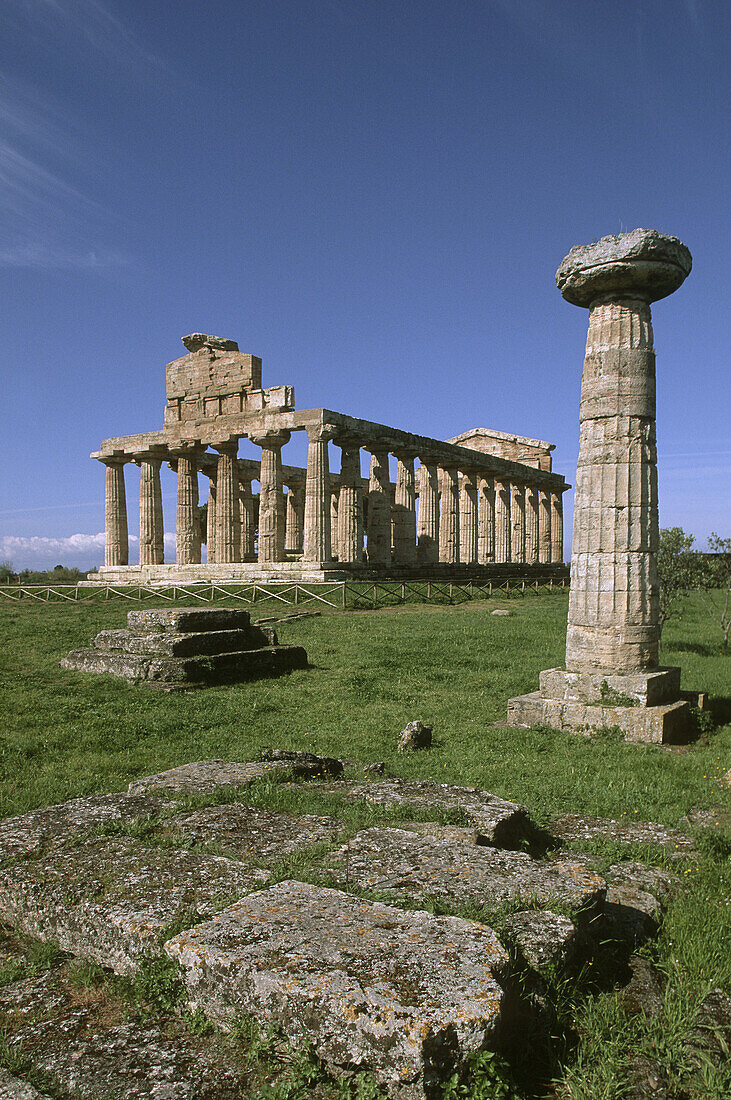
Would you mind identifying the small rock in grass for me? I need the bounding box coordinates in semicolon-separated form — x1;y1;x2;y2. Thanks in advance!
617;955;666;1017
491;609;510;616
397;721;433;753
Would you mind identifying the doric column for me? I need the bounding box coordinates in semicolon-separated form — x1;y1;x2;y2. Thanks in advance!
138;456;164;565
494;478;511;562
550;491;564;564
239;475;256;561
252;431;290;563
206;478;217;563
174;449;201;565
366;447;391;565
556;229;692;672
285;481;305;554
213;442;240;563
303;427;332;563
525;484;540;565
393;453;417;563
330;487;340;560
103;460;128;566
477;475;495;564
511;481;526;563
539;489;552;563
459;470;478;565
438;467;460;564
417;461;440;564
337;444;363;564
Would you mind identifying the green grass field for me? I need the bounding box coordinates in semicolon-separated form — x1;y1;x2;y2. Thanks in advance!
1;591;729;1098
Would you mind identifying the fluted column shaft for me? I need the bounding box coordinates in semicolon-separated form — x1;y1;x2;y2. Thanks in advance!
438;467;460;563
511;481;526;563
551;492;563;564
338;447;363;564
239;477;256;561
103;461;128;566
525;484;539;565
255;432;289;562
366;448;391;564
477;475;495;564
539;489;552;563
494;478;511;562
459;472;478;564
206;479;217;563
139;457;164;565
330;488;340;560
393;454;417;563
417;462;440;564
285;484;305;553
303;429;332;562
214;444;240;563
176;453;201;564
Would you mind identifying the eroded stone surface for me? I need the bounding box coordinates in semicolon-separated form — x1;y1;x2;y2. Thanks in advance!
551;813;695;856
0;792;170;862
617;955;666;1017
127;759;292;795
346;779;531;848
603;884;662;943
397;722;433;753
605;862;681;902
502;910;578;973
0;1068;51;1100
162;803;342;862
0;837;268;974
326;828;605;913
166;880;510;1098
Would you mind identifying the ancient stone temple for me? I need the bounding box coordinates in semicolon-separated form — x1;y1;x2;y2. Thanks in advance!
88;333;569;583
508;229;694;743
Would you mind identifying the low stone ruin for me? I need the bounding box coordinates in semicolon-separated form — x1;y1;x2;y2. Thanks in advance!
0;757;708;1098
60;607;308;688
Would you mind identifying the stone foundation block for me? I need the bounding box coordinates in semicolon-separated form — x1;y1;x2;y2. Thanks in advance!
507;691;693;744
539;667;681;706
165;880;510;1098
61;644;307;686
93;626;277;657
125;608;252;633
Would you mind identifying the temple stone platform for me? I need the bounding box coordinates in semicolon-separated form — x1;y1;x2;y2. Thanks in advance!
60;607;308;687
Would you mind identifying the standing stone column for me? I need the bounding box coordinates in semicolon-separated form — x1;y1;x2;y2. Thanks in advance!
366;447;391;565
459;471;479;564
494;478;511;563
252;431;290;563
285;481;305;554
303;427;332;563
138;456;164;565
213;442;240;563
417;460;440;564
103;460;128;566
550;491;563;564
206;477;217;563
338;445;363;565
525;484;540;565
511;481;526;564
538;488;552;563
393;453;417;564
330;487;340;560
508;229;693;743
439;467;460;564
175;450;202;565
239;475;256;561
477;475;495;564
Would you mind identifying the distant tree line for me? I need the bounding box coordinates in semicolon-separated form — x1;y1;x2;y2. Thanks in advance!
0;562;96;584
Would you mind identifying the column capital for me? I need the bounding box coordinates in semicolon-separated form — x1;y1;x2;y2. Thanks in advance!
250;429;291;449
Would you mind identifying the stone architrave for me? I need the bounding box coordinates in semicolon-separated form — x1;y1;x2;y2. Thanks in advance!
285;482;305;554
138;457;164;565
417;460;440;564
550;491;563;563
478;475;495;563
175;450;201;565
459;471;478;564
525;484;539;565
393;453;417;563
206;478;217;563
303;428;332;564
213;443;240;563
366;448;391;565
239;475;256;561
103;460;128;566
253;431;290;563
494;478;511;562
337;445;363;564
511;481;526;564
439;467;460;563
538;488;552;563
508;229;693;744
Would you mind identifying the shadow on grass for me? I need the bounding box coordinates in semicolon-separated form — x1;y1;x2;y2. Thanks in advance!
707;694;731;727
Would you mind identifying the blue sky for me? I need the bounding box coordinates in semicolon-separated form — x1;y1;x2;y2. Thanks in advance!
0;0;728;570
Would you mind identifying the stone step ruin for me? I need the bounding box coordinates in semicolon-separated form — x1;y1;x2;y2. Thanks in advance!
60;607;308;687
0;758;696;1099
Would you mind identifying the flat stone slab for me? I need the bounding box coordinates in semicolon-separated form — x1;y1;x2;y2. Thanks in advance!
0;792;170;862
346;780;531;847
0;837;268;974
507;692;693;744
61;644;308;686
326;828;605;913
0;971;249;1099
161;803;343;863
165;880;510;1098
126;608;253;633
551;813;696;856
127;759;293;795
93;626;276;657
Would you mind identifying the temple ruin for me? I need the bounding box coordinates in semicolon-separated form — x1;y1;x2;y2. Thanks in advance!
88;333;569;583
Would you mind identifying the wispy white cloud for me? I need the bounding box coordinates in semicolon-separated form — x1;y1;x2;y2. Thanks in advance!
0;243;129;270
0;531;177;567
10;0;165;70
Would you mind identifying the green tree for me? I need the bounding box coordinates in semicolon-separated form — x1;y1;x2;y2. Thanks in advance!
0;560;16;583
696;533;731;650
657;527;699;641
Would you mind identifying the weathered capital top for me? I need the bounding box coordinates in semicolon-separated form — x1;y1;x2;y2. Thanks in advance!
181;333;239;353
555;228;692;308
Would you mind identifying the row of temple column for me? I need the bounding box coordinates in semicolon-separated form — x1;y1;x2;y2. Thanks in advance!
102;431;564;567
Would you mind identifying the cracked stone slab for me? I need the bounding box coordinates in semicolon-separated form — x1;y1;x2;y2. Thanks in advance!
165;880;509;1099
0;971;249;1099
502;910;579;973
346;780;532;848
127;759;293;795
605;862;681;903
603;884;663;943
326;828;605;913
0;837;268;974
161;803;343;863
551;813;696;856
0;792;171;862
